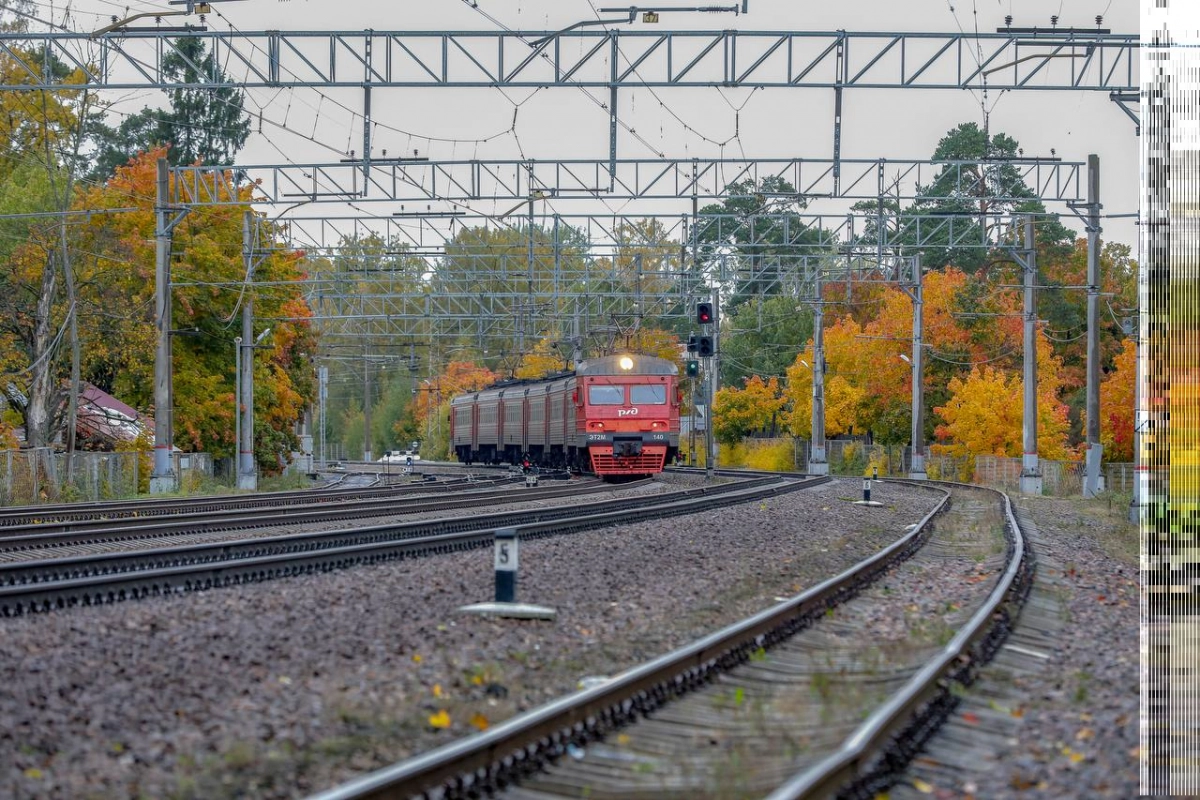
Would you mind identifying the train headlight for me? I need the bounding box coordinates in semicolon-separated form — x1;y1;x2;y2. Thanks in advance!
618;356;634;371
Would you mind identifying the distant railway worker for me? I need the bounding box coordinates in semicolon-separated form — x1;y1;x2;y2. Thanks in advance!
522;454;532;473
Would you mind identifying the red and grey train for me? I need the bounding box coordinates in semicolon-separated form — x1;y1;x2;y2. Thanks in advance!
449;354;680;477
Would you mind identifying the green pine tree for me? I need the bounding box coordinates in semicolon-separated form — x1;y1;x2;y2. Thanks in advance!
88;36;250;180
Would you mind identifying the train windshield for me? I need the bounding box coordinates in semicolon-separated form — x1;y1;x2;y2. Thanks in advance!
630;385;667;404
588;385;625;405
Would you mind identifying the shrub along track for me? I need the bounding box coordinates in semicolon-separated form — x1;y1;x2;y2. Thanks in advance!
0;476;823;616
309;481;1032;800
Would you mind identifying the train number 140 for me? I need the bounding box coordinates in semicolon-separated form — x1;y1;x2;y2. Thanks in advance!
617;408;639;417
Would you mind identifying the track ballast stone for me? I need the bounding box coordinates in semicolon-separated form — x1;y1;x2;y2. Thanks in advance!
1;478;935;799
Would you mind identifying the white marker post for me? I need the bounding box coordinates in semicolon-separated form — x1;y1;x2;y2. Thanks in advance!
855;476;883;507
458;527;556;621
495;527;517;603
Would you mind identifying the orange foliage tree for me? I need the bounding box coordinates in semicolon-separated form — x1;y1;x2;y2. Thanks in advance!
403;360;497;459
70;149;317;468
1100;339;1137;463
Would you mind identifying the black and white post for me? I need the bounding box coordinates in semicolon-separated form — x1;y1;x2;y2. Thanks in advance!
855;474;882;507
458;527;555;620
494;527;517;603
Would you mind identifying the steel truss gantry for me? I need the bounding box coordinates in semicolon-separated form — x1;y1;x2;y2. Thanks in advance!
273;204;1015;338
4;28;1136;91
4;26;1139;179
174;156;1088;206
272;209;1046;253
299;249;900;339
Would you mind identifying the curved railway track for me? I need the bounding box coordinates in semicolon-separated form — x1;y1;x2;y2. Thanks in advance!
308;480;1031;800
0;475;827;616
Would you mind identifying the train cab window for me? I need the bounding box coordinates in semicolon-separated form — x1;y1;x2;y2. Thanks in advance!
630;385;667;405
588;385;625;405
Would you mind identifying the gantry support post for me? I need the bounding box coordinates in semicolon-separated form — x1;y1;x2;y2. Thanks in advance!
832;32;845;196
809;265;829;476
908;256;927;480
608;31;619;189
151;158;187;494
238;211;259;490
362;353;373;463
1083;154;1104;497
362;84;372;194
705;289;719;479
1019;217;1043;495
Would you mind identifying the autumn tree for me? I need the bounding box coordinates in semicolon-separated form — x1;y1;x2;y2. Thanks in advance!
932;332;1072;463
784;342;867;441
0;36;101;449
398;360;497;460
696;177;832;305
718;294;814;388
88;37;250;180
515;336;570;379
713;375;786;446
1100;339;1137;463
70;149;317;468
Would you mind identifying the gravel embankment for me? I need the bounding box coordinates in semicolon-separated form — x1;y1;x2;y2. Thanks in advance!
0;477;938;800
968;495;1139;799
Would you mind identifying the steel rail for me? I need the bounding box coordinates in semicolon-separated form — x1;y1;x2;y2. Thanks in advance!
306;480;947;800
0;475;499;527
0;479;612;547
765;481;1031;799
0;476;817;615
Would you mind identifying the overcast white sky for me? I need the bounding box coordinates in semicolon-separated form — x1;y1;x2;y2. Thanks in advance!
54;0;1140;247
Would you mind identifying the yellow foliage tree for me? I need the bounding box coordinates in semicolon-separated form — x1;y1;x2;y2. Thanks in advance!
619;327;685;367
785;343;867;440
932;332;1072;462
713;375;785;446
515;337;568;379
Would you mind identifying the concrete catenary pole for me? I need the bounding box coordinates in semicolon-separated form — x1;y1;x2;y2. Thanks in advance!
809;266;829;475
238;212;258;490
1083;154;1104;497
909;256;927;479
1019;217;1043;495
362;354;373;463
705;290;719;479
150;158;177;494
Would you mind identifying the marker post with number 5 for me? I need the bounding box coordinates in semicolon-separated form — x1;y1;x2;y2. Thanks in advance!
458;528;556;620
495;527;518;603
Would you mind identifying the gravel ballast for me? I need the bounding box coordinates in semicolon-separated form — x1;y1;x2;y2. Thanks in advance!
969;495;1139;799
0;477;938;799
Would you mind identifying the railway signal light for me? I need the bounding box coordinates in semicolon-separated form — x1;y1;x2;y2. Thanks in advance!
697;336;715;357
686;334;698;353
696;302;714;325
686;360;699;377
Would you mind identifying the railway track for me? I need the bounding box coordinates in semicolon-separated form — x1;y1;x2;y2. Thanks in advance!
308;481;1031;800
0;473;507;528
0;475;826;616
0;478;615;558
